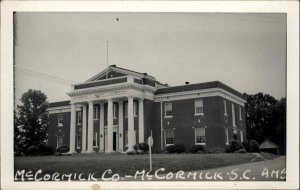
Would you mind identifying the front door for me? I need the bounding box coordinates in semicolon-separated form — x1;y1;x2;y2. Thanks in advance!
113;132;116;151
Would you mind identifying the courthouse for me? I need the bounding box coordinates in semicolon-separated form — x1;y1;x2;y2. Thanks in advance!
48;65;246;153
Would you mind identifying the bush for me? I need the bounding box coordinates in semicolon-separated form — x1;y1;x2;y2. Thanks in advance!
250;140;259;152
126;150;136;155
165;145;175;153
242;141;250;152
134;143;149;153
56;145;69;153
27;145;39;156
238;149;246;153
189;145;204;153
229;139;243;153
174;143;185;153
39;143;54;156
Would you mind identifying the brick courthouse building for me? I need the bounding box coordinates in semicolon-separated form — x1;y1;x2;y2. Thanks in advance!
48;65;246;153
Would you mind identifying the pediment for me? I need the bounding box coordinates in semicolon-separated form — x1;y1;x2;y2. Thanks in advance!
86;65;156;82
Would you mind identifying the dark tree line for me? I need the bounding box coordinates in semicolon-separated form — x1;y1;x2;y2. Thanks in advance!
243;92;286;154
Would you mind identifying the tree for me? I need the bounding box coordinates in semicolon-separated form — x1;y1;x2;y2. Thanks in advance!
243;93;286;154
243;92;277;143
14;89;49;153
265;98;286;154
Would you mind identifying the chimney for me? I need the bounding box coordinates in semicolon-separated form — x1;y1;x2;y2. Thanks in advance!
185;81;189;85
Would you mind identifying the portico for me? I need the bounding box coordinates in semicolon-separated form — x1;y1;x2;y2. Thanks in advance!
67;76;156;153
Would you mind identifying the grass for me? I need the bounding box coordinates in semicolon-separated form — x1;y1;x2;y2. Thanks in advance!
14;153;256;180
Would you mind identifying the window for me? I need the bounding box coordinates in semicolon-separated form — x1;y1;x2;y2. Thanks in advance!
93;132;98;147
124;103;128;118
224;100;227;115
125;130;128;146
77;111;82;125
133;102;138;116
164;129;174;145
58;114;63;127
76;135;81;149
113;104;117;118
56;136;63;148
195;128;206;145
195;99;204;115
94;107;99;120
240;131;244;142
239;106;242;120
135;130;139;144
232;103;236;127
165;103;172;117
225;128;229;145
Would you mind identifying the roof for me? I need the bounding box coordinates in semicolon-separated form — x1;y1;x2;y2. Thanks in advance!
86;65;156;82
259;140;279;149
49;100;70;108
155;81;245;99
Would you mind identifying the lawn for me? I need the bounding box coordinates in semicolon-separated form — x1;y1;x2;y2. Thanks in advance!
14;153;257;180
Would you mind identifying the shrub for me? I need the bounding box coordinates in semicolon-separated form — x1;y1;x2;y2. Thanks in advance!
165;145;175;153
136;150;145;154
56;145;69;153
238;149;246;153
39;143;54;156
173;143;185;153
134;143;149;153
126;150;136;155
242;141;250;152
27;145;39;156
229;139;243;153
250;140;259;152
189;145;204;153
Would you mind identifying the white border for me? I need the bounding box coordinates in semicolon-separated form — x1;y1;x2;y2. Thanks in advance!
1;1;299;190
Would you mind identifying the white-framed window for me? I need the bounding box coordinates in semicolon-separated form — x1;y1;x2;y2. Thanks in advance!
125;130;128;146
164;129;174;145
224;100;227;115
56;136;63;148
195;128;206;145
77;111;82;125
232;103;236;127
113;104;117;118
195;99;204;115
76;135;81;149
94;107;99;120
225;128;229;145
58;114;63;127
165;102;173;117
93;132;98;147
240;131;244;142
133;102;138;117
239;106;242;120
124;103;128;118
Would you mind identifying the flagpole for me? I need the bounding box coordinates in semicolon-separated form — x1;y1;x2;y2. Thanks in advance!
106;40;109;79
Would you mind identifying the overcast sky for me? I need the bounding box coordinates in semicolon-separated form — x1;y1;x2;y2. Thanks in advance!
14;12;286;104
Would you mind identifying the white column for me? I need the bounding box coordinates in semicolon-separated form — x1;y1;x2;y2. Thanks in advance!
118;101;124;152
138;99;144;143
127;97;135;151
69;102;76;153
99;103;105;152
106;99;114;152
87;101;94;153
81;104;87;152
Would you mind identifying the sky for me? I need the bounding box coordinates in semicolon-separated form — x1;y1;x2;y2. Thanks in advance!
14;12;287;104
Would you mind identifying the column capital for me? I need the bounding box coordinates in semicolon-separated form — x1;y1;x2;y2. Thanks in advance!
138;98;144;101
118;100;124;104
99;102;105;106
127;96;134;99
